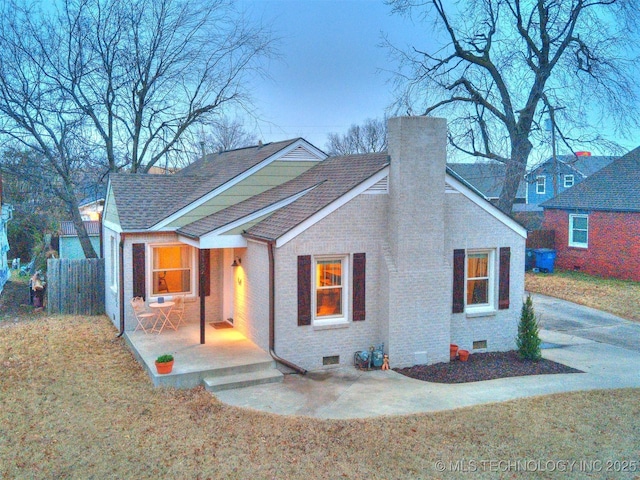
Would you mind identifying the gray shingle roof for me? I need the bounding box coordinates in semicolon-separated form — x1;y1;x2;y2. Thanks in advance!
109;139;301;230
177;152;390;241
60;220;101;236
177;139;299;178
447;162;526;199
109;174;214;230
541;147;640;212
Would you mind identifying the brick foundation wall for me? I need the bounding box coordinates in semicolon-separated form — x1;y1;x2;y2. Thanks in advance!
543;209;640;282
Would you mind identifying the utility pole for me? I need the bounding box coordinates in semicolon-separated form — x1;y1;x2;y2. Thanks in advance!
547;105;565;197
549;106;558;198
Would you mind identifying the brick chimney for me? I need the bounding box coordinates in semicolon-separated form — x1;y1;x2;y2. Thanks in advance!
385;116;451;367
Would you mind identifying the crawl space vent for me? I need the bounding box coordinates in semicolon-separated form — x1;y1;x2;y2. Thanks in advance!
473;340;487;349
323;355;340;366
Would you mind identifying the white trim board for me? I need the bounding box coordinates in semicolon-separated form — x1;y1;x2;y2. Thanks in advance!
177;234;247;249
150;139;326;231
102;219;123;234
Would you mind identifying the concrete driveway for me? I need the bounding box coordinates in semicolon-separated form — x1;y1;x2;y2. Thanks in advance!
214;295;640;419
532;293;640;353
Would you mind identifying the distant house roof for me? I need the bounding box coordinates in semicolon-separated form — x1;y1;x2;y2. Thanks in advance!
447;162;526;199
108;138;307;230
541;147;640;212
61;220;101;236
178;152;390;241
79;185;107;207
526;154;617;180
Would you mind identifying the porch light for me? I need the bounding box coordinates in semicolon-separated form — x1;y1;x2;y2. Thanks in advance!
231;257;242;267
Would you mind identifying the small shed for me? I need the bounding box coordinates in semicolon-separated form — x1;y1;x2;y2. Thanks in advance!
59;220;101;259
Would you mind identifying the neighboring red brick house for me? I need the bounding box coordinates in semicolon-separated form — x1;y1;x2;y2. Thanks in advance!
541;147;640;282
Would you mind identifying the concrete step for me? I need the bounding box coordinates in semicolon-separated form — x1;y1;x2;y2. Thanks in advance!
204;368;284;392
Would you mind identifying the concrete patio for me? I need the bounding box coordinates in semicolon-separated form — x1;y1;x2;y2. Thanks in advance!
213;328;640;419
125;322;283;390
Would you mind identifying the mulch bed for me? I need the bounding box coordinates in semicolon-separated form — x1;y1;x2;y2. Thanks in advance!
394;350;583;384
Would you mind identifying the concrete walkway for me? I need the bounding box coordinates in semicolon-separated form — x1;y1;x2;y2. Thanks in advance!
215;295;640;419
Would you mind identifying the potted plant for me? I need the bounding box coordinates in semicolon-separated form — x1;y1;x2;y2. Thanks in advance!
155;354;174;374
458;349;470;362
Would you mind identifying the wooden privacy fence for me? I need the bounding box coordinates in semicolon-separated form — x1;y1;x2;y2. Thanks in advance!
526;230;555;249
47;258;105;315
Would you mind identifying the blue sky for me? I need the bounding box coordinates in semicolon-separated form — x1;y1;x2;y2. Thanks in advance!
239;0;428;148
239;0;638;156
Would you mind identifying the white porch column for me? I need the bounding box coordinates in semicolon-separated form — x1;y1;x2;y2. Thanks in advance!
222;249;234;322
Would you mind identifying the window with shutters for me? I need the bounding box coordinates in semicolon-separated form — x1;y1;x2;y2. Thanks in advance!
466;250;494;311
453;248;509;315
569;214;588;248
149;244;194;297
314;256;348;325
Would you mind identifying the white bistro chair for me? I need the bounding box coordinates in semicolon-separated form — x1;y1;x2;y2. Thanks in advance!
131;297;157;334
169;295;185;328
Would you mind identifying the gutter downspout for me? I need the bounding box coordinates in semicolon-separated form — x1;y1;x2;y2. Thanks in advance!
243;232;306;374
267;239;306;374
117;233;126;337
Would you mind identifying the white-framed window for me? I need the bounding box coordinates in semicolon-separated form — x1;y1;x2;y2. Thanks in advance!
536;176;546;194
466;250;495;312
564;175;574;188
110;236;118;293
313;255;349;325
569;214;588;248
149;243;195;297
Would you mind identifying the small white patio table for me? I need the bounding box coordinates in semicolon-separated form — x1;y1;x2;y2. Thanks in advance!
149;301;176;333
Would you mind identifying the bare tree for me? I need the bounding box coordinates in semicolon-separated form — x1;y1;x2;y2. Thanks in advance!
203;118;259;154
326;117;388;156
386;0;640;212
0;6;98;257
0;0;274;256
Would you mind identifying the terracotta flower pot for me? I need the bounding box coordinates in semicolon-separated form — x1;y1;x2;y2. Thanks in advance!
155;360;174;374
458;350;470;362
450;344;459;360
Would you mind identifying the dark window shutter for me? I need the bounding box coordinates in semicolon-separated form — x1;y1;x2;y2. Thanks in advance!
132;243;146;300
352;253;366;321
452;249;465;313
499;247;511;310
297;255;311;326
199;249;211;297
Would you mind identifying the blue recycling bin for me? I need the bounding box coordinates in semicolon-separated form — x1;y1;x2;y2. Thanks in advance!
534;248;556;273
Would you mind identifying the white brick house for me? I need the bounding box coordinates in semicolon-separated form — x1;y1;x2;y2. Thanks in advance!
104;117;526;372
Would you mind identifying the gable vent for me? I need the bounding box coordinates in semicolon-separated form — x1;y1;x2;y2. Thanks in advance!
281;145;320;162
364;175;389;194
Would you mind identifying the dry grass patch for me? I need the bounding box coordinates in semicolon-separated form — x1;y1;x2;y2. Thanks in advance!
526;270;640;322
1;314;640;479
